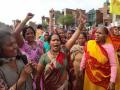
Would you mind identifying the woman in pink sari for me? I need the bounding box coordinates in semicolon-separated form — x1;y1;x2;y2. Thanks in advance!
13;13;44;90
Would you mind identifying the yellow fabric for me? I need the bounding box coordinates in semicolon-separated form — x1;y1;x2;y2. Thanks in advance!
110;0;120;15
84;40;120;90
115;53;120;90
83;72;105;90
87;40;108;64
84;68;120;90
36;29;44;40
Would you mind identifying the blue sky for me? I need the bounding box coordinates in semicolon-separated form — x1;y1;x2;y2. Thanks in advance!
0;0;106;25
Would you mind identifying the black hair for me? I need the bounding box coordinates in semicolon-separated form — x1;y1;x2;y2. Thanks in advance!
22;26;36;38
80;32;88;40
48;33;62;44
37;24;43;29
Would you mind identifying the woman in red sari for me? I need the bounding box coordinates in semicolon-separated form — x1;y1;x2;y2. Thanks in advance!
80;26;120;90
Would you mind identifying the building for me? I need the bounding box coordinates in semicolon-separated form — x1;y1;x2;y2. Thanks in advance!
62;8;86;27
87;9;103;26
45;8;86;31
49;9;66;29
99;0;112;26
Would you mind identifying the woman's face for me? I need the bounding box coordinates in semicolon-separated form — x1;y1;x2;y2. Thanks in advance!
95;28;107;43
57;29;65;38
67;31;72;39
50;34;61;52
78;34;86;46
113;27;119;36
2;36;18;58
25;28;35;42
44;33;49;41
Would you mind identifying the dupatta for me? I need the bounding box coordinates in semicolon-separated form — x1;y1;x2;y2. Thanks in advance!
109;35;120;51
85;40;110;89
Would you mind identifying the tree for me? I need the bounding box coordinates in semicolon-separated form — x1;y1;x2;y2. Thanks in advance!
57;15;65;26
42;20;48;30
57;14;74;29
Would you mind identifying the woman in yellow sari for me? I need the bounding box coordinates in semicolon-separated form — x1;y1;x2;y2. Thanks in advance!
80;26;120;90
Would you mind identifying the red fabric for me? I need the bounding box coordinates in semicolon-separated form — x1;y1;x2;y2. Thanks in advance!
56;52;65;65
109;35;120;51
85;43;111;89
86;57;110;89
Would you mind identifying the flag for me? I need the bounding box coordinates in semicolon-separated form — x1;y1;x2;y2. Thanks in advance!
110;0;120;15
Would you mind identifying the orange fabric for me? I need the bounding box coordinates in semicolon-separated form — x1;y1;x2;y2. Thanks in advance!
85;40;110;89
110;35;120;51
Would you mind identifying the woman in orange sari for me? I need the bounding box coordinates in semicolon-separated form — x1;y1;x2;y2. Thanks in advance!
109;26;120;63
80;26;120;90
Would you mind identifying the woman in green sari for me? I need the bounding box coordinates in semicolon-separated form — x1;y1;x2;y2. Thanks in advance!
36;14;86;90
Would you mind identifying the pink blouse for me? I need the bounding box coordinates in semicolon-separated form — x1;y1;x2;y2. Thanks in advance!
20;40;44;63
80;43;117;83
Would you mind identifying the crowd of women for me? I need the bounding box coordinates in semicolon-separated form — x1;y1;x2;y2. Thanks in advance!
0;12;120;90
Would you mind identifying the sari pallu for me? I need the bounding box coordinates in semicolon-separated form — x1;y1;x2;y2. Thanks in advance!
84;40;110;89
44;52;68;90
109;35;120;51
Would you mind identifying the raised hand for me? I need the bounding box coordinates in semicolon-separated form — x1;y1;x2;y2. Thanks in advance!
78;10;87;25
25;13;34;21
49;9;54;18
77;11;87;31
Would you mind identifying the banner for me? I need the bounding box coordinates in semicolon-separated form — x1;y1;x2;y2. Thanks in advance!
110;0;120;15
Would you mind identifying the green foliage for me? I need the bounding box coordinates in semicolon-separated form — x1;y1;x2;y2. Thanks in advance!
42;20;48;29
64;14;74;26
57;14;74;26
57;15;65;25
